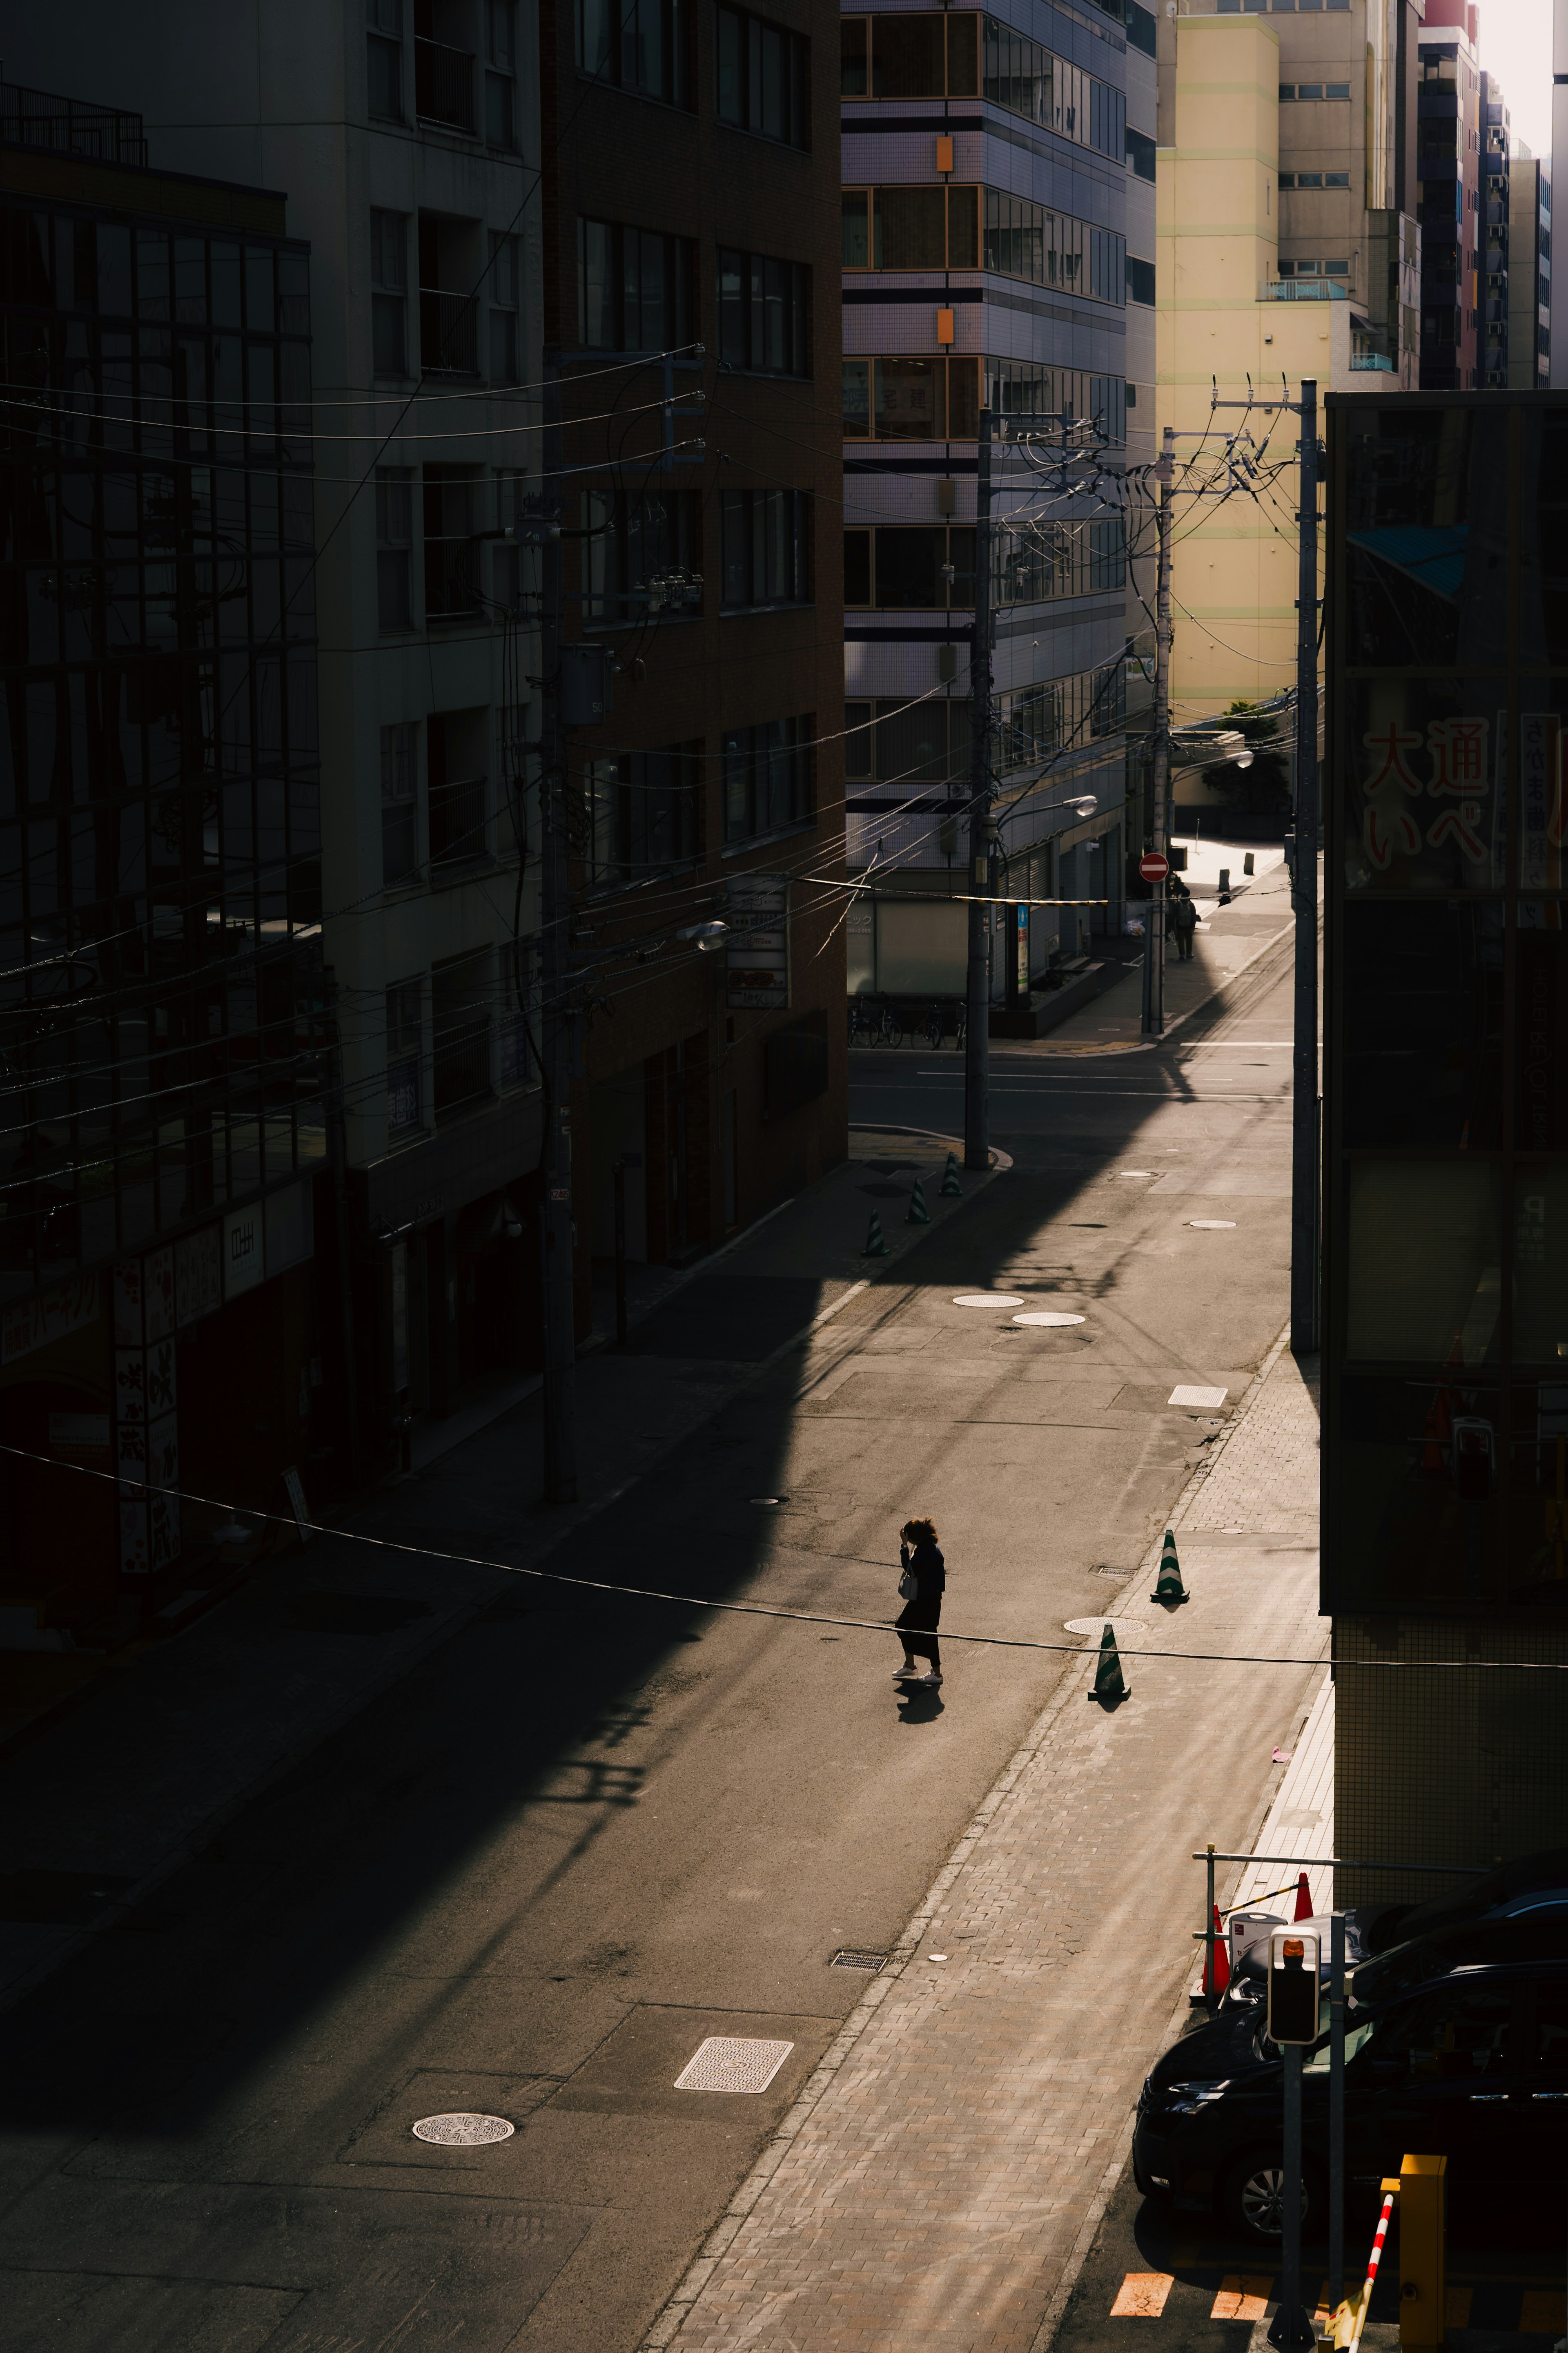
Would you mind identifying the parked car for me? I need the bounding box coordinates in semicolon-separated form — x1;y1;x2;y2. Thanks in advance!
1348;1849;1568;1959
1133;1959;1568;2242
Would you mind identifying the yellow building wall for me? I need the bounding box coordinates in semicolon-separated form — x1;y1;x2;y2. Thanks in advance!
1156;14;1343;732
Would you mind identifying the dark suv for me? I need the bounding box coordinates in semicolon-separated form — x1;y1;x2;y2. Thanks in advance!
1134;1960;1568;2241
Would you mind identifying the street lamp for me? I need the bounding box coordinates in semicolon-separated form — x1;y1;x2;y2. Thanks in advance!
677;921;729;951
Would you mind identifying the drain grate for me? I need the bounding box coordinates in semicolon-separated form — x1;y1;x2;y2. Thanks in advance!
411;2111;515;2146
674;2036;794;2094
831;1949;889;1973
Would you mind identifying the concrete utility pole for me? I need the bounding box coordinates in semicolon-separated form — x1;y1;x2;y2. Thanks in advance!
1140;428;1174;1039
538;349;578;1504
964;404;994;1173
1290;381;1320;1357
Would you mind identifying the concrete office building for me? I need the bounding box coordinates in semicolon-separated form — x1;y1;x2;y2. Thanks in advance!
1154;6;1409;758
1508;145;1551;391
4;2;551;1472
1416;0;1481;390
840;0;1153;1013
1325;386;1568;1885
0;88;325;1657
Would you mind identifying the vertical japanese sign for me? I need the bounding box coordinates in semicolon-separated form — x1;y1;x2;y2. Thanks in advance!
726;874;791;1012
1359;711;1504;884
1520;713;1567;890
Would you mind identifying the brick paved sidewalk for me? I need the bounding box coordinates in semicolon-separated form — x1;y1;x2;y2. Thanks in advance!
644;1339;1324;2353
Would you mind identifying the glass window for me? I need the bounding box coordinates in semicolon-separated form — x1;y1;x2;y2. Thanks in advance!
486;0;518;145
840;16;867;95
1345;1160;1503;1365
585;741;700;881
423;466;482;621
877;356;944;439
1381;1986;1518;2078
370;209;408;375
716;5;809;145
376;466;414;632
387;977;422;1132
577;218;694;350
1340;900;1504;1150
578;0;688;105
720;489;811;607
431;951;492;1116
717;250;810;375
489;231;521;381
722;716;813;842
381;720;419;883
1343;679;1506;891
368;0;403;118
580;487;702;620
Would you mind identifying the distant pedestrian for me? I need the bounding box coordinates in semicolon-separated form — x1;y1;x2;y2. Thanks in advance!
894;1517;945;1689
1169;888;1198;961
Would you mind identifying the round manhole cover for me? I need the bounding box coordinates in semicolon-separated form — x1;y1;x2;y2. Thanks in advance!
952;1293;1025;1308
1189;1220;1236;1230
411;2112;515;2146
1063;1616;1146;1641
1013;1311;1085;1327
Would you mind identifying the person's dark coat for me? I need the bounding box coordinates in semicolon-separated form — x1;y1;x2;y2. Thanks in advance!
1169;893;1198;936
898;1539;945;1628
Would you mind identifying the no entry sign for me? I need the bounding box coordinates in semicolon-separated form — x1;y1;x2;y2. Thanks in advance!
1139;851;1170;883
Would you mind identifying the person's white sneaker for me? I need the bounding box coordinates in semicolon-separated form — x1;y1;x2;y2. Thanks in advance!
918;1672;942;1687
893;1666;918;1681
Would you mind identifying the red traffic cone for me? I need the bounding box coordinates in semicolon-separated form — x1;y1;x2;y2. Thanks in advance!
1203;1904;1231;1999
1293;1871;1313;1922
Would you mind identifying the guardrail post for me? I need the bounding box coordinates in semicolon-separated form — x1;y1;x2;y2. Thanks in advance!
1205;1843;1217;2015
1397;2155;1446;2352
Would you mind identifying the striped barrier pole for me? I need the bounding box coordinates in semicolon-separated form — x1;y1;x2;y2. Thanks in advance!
1326;2179;1399;2353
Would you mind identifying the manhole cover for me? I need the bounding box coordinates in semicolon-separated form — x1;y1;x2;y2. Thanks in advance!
1013;1311;1085;1327
831;1949;888;1972
1169;1385;1228;1409
1189;1220;1236;1231
1116;1171;1154;1179
411;2112;515;2146
952;1293;1025;1308
674;2036;794;2094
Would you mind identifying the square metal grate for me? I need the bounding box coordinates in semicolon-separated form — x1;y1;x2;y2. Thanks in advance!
674;2036;794;2094
1168;1385;1228;1411
830;1949;888;1972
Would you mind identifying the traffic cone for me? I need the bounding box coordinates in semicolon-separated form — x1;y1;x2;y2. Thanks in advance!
906;1175;931;1224
940;1152;962;1198
1150;1527;1188;1604
862;1211;891;1257
1293;1871;1313;1923
1088;1621;1129;1702
1203;1904;1231;2000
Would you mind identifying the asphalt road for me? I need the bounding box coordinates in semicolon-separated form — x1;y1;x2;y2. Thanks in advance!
0;937;1310;2352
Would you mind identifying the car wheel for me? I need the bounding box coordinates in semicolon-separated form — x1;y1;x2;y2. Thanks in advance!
1219;2152;1312;2244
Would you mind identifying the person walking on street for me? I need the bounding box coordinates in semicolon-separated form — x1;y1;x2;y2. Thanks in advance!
1169;882;1198;962
894;1518;945;1689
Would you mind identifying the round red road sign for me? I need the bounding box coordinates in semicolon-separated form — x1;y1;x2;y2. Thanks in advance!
1139;851;1170;883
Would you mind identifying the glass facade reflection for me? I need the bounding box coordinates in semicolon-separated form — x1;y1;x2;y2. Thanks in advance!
1326;392;1568;1613
0;183;320;1303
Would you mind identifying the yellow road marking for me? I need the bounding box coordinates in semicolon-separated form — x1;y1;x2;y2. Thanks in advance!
1111;2274;1176;2317
1212;2276;1273;2321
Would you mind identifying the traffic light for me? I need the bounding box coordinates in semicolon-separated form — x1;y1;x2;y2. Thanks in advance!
1267;1928;1321;2045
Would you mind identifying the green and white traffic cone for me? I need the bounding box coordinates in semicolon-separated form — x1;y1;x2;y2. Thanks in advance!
863;1211;891;1257
1089;1621;1129;1702
906;1175;931;1224
940;1152;962;1198
1150;1526;1189;1605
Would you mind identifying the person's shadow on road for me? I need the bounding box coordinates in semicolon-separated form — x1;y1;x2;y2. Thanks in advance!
895;1688;944;1721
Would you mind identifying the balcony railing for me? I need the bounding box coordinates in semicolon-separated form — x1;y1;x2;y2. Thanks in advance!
0;78;147;165
1349;352;1395;372
420;288;479;374
429;773;488;865
1259;279;1349;301
414;36;475;131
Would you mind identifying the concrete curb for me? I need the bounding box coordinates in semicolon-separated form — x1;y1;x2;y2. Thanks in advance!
638;1314;1299;2353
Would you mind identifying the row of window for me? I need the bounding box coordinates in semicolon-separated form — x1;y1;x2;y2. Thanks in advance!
841;187;1125;304
1280;81;1353;101
577;219;811;371
1278;258;1352;279
366;0;521;147
583;719;814;884
844;518;1124;609
369;208;522;379
842;357;1127;444
379;709;515;887
840;16;1126;169
385;947;532;1139
577;0;808;146
1279;171;1352;190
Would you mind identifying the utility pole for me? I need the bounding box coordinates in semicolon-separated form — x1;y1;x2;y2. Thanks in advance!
964;403;994;1173
1290;381;1320;1356
537;349;578;1503
1141;428;1174;1039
